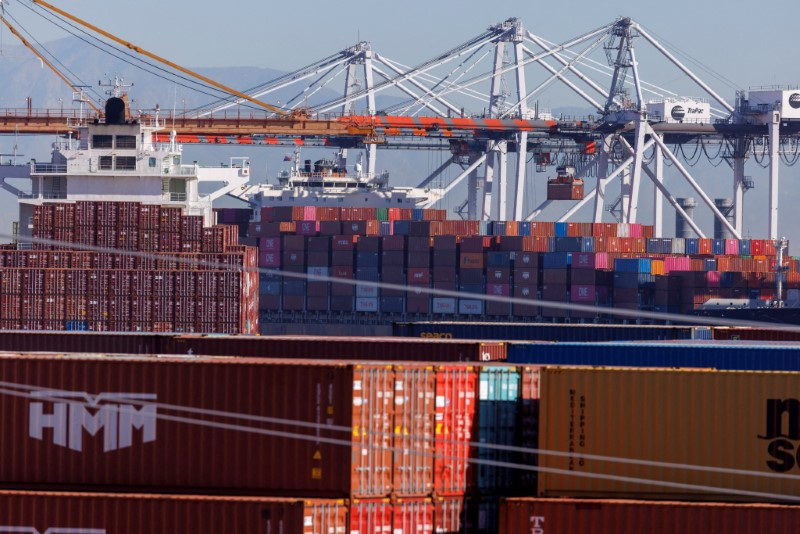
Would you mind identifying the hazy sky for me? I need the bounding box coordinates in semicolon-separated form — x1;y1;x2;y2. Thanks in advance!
6;0;796;84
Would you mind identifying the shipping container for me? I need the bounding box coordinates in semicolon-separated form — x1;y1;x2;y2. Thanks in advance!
499;498;800;534
434;365;477;495
0;490;348;534
538;366;800;500
0;354;394;496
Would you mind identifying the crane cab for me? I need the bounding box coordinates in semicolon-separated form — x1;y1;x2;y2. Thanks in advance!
547;165;584;200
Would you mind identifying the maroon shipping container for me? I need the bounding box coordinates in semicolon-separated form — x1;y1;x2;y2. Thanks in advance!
0;490;348;534
0;354;396;496
499;498;800;534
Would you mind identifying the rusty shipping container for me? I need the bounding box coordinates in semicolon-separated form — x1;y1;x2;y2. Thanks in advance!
0;490;347;534
499;498;800;534
392;365;435;496
0;332;504;362
0;353;394;497
538;366;800;501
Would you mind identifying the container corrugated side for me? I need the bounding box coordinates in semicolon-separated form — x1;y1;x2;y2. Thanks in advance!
0;490;348;534
392;322;700;342
392;365;435;496
0;332;507;362
434;365;477;495
0;354;393;497
538;366;800;501
507;340;800;371
499;498;800;534
477;365;520;494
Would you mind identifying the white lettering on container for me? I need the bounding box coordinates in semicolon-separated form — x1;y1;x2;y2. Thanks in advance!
29;391;157;453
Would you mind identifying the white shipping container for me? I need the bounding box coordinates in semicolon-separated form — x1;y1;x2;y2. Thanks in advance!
458;299;483;315
355;297;379;312
356;285;379;298
671;237;686;255
432;298;456;314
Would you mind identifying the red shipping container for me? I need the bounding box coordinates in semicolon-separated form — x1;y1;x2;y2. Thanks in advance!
350;498;393;533
87;271;109;296
434;365;477;495
393;497;435;534
499;498;800;534
1;294;22;319
392;366;435;496
0;490;349;534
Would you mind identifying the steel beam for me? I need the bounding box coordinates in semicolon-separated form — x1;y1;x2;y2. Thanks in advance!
649;124;741;239
769;111;780;239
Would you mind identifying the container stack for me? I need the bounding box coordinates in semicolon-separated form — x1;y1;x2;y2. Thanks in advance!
250;207;794;326
0;201;258;333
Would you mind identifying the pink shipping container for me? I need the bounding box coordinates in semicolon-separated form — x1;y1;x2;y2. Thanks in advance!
486;283;510;297
499;498;800;534
570;284;597;302
664;256;692;273
571;252;609;270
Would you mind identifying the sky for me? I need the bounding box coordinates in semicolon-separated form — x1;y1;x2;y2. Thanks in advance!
0;0;799;242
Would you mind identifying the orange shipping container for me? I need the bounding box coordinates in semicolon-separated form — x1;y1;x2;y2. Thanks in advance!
499;498;800;534
0;490;348;534
538;367;800;501
460;253;484;269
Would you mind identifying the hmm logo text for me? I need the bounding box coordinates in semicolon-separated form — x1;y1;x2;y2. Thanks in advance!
0;528;106;534
29;391;157;452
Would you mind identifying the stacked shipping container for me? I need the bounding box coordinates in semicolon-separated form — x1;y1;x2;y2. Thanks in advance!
1;201;258;333
246;207;793;327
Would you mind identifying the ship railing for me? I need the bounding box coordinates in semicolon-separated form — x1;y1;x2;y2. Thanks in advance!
17;191;67;199
162;192;187;201
32;163;68;174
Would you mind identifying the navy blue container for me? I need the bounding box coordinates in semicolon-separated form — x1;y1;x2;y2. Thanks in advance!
712;239;725;254
411;209;424;221
391;322;705;341
686;238;699;255
553;237;582;253
261;281;281;295
355;268;380;281
380;296;405;313
646;238;660;254
282;281;306;296
65;320;88;331
614;258;651;273
542;252;570;269
613;272;641;288
356;252;380;268
487;252;513;267
506;340;800;371
554;222;568;237
703;258;717;271
581;237;594;252
519;221;531;236
393;220;410;235
458;284;486;294
739;239;751;255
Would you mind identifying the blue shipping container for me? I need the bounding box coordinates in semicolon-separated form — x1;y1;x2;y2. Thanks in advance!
519;221;531;236
554;237;582;253
581;237;594;252
712;239;726;255
542;252;571;269
65;320;88;331
393;220;410;236
554;222;568;237
487;252;513;267
686;238;699;255
506;341;800;371
614;258;651;273
391;322;704;341
739;239;751;255
478;366;520;492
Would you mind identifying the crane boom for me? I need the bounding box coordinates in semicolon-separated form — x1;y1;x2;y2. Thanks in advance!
0;12;101;113
30;0;289;116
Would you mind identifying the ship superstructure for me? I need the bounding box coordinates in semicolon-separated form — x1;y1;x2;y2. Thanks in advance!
234;149;434;215
1;95;251;240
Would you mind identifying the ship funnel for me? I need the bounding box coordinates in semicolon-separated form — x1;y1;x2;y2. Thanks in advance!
675;197;696;238
713;198;735;239
105;97;126;125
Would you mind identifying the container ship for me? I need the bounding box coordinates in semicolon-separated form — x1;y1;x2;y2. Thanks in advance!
0;96;258;333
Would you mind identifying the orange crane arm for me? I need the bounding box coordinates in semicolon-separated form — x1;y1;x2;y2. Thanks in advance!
0;12;101;114
30;0;289;117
